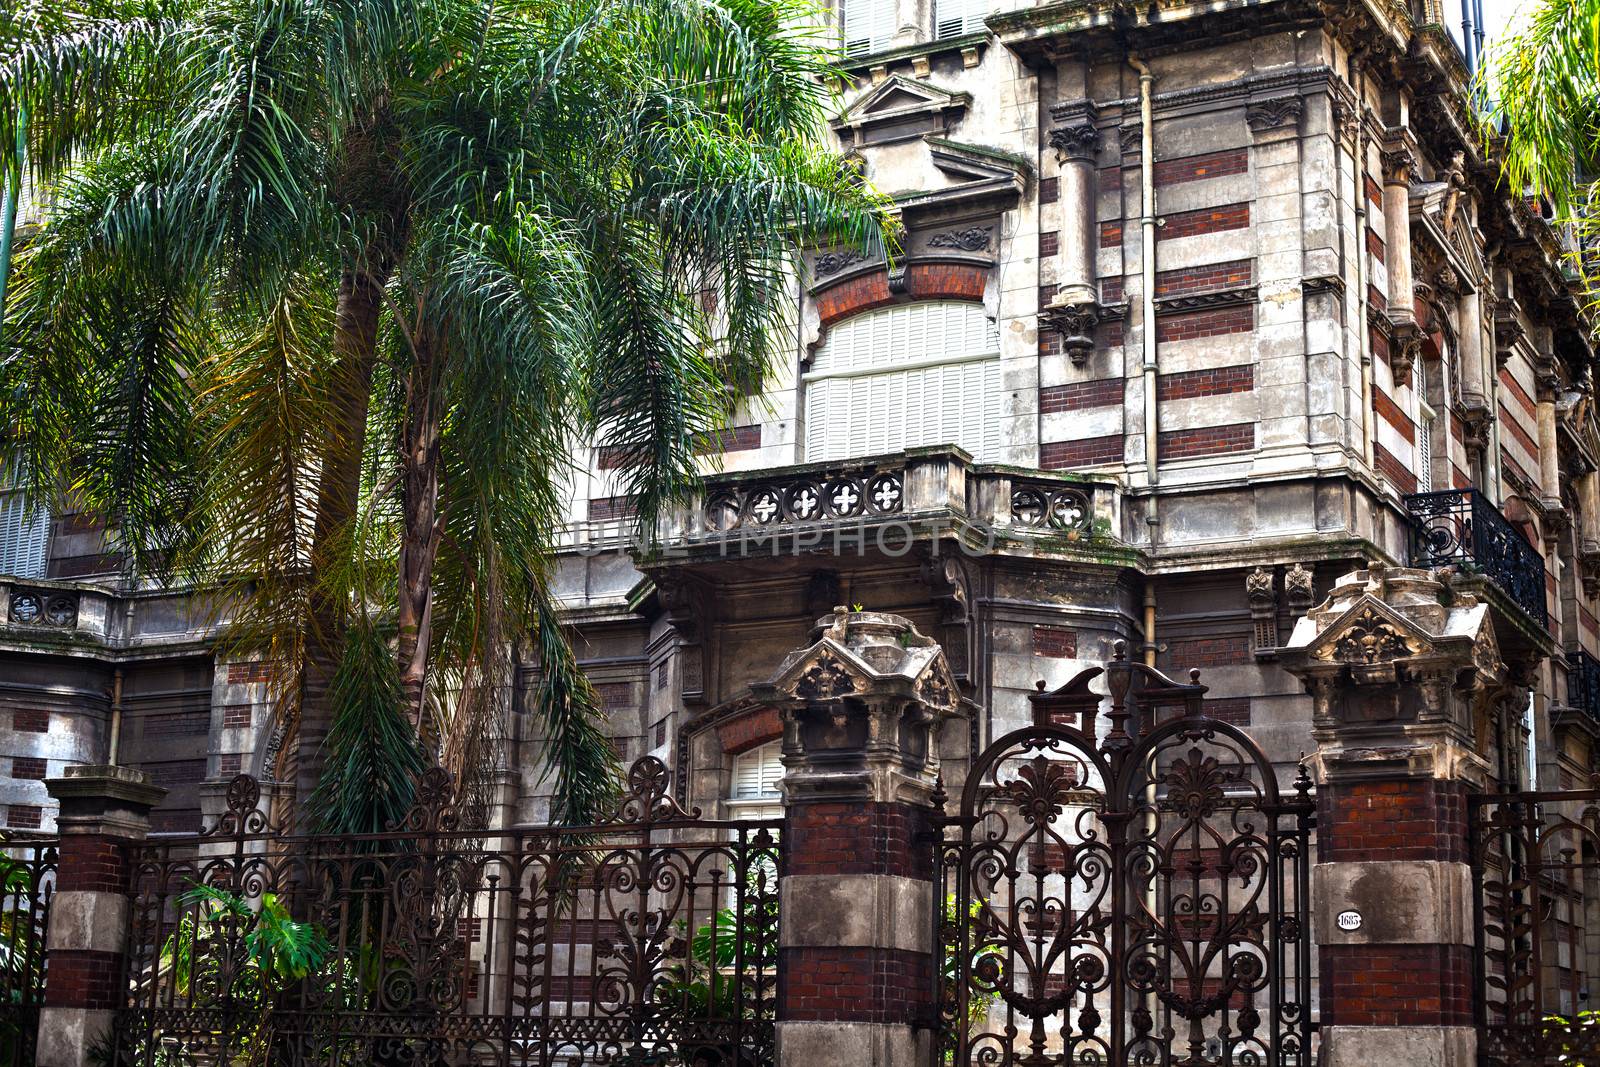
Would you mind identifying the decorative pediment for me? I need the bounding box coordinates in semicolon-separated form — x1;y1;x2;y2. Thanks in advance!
760;609;961;715
1303;596;1431;666
831;76;971;146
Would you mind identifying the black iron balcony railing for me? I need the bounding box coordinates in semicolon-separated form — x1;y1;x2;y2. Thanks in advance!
1569;650;1600;721
1403;488;1548;629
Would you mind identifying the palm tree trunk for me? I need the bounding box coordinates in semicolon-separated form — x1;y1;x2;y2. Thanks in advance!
293;265;389;810
396;326;443;737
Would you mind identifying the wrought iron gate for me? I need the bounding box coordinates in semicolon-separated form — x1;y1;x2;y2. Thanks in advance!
1472;783;1600;1066
114;757;779;1066
0;833;55;1067
935;649;1315;1066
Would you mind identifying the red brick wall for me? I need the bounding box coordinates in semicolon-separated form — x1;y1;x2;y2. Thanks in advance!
1372;389;1415;442
1101;276;1125;303
6;805;41;829
1039;177;1059;204
784;801;934;880
227;662;269;685
1375;442;1418;494
1159;203;1250;241
1041;436;1124;469
1157;366;1254;402
222;704;252;729
1500;404;1539;457
1368;283;1387;313
1155;305;1254;343
1032;626;1078;658
43;949;127;1010
1156;423;1254;461
1039;230;1058;257
1153;148;1248;187
714;706;781;754
1364;174;1383;205
1321;944;1472;1026
1316;779;1468;863
814;271;893;326
1500;369;1538;417
10;757;45;780
779;946;933;1024
1040;379;1124;413
1366;228;1386;264
12;710;48;733
814;264;988;328
1166;635;1251;668
1203;697;1251;725
1100;222;1122;247
1155;259;1253;296
56;834;130;892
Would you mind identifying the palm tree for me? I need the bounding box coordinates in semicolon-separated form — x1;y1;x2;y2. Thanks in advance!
0;0;890;826
1482;0;1599;213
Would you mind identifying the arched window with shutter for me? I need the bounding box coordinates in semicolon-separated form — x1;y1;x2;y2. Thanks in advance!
727;741;784;820
804;301;1002;463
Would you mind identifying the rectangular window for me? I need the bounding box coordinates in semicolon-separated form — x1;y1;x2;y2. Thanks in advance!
841;0;894;57
0;474;48;579
935;0;985;39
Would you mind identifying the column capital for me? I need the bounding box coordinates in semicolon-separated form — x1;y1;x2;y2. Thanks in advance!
1047;99;1101;163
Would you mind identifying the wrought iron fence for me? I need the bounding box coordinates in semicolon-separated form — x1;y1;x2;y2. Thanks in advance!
0;834;55;1067
934;648;1316;1067
1569;650;1600;722
113;758;781;1067
1472;784;1600;1066
1403;488;1548;628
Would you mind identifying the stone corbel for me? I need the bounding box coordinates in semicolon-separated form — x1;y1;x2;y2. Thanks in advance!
1389;320;1422;382
1245;95;1304;136
1285;563;1316;615
1457;399;1494;457
1582;551;1600;599
1041;297;1123;366
1246;566;1279;657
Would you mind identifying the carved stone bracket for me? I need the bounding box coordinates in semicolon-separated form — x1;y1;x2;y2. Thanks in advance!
1041;298;1125;366
1245;95;1304;134
1389;320;1422;382
1285;563;1315;614
1458;398;1494;457
1246;567;1279;657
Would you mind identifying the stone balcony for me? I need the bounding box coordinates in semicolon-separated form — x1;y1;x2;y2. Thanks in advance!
658;447;1126;563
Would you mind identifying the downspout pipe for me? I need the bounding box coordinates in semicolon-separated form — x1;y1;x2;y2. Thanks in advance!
1129;55;1158;485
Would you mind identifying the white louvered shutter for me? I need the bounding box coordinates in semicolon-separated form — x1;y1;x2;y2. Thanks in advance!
806;302;1002;463
732;742;784;799
0;490;48;579
842;0;894;57
935;0;983;39
1418;415;1435;491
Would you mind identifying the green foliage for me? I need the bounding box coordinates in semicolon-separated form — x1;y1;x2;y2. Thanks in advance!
151;882;336;1065
0;0;895;827
1481;0;1600;212
1544;1010;1600;1064
656;849;779;1034
944;894;1002;1030
307;614;429;835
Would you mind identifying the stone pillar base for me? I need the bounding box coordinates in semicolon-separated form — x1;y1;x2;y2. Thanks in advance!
1322;1024;1476;1066
776;1021;930;1067
36;1007;116;1067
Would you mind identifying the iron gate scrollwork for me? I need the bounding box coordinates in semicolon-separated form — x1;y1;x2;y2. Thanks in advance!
0;833;55;1067
1472;782;1600;1066
935;646;1315;1066
114;756;779;1066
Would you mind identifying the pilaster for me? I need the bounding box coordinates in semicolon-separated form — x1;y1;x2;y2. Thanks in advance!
39;765;166;1067
1281;563;1500;1067
753;609;960;1067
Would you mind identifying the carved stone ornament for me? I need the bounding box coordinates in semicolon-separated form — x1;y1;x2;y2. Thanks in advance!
928;226;994;252
814;248;867;276
1389;322;1422;382
1284;563;1315;611
1118;124;1142;157
1245;95;1304;133
1381;146;1417;184
1246;566;1275;607
1246;567;1279;654
1441;150;1468;235
1049;123;1101;163
793;651;862;701
1041;299;1101;366
1322;607;1415;665
1330;99;1360;144
1434;264;1461;296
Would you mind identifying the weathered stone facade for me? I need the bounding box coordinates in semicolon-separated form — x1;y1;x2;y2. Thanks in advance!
1;0;1594;881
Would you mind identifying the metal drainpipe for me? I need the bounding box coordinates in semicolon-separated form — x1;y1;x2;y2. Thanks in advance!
1353;65;1375;469
108;668;125;766
1129;55;1159;485
1129;54;1163;652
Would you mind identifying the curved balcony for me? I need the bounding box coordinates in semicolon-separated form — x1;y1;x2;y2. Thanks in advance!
1403;488;1547;629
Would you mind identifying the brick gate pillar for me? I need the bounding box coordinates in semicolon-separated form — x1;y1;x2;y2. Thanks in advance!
1281;563;1501;1067
38;765;166;1067
753;608;962;1067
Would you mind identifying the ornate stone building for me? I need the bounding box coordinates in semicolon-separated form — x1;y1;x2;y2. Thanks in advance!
1;0;1594;859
